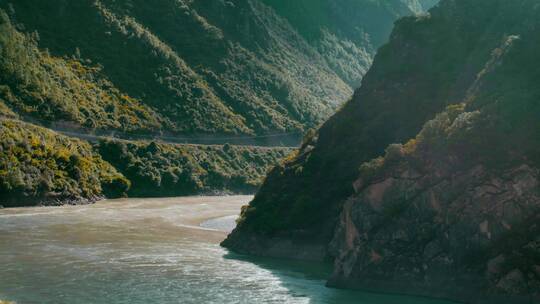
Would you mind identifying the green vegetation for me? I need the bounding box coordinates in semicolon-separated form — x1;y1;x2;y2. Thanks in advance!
261;0;426;86
0;11;165;133
0;97;17;119
0;0;424;136
0;119;290;207
96;140;291;197
261;0;423;44
419;0;440;9
0;119;129;207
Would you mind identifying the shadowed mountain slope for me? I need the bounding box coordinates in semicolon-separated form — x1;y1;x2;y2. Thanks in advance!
224;3;540;302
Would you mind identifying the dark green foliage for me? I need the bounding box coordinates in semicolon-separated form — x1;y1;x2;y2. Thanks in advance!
262;0;423;44
96;140;291;197
0;0;434;207
0;0;423;136
0;119;129;207
0;97;17;118
0;119;290;206
0;11;165;133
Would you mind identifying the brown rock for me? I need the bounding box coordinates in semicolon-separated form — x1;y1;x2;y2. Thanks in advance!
496;269;527;293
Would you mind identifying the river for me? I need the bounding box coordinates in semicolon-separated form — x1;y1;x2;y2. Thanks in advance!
0;196;455;304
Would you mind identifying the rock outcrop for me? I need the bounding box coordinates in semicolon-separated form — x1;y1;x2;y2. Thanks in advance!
329;111;540;302
225;0;540;302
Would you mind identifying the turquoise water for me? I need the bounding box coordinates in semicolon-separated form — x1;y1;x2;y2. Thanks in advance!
0;196;455;304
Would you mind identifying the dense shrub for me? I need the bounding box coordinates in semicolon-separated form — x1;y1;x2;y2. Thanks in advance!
0;0;424;136
0;120;129;207
0;11;165;133
97;140;291;196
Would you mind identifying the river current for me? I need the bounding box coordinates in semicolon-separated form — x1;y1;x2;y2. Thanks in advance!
0;196;455;304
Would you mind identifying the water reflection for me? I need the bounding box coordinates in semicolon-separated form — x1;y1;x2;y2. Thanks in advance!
223;252;456;304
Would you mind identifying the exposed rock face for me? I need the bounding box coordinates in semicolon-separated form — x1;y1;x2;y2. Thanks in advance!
329;160;540;302
325;3;540;296
225;0;540;301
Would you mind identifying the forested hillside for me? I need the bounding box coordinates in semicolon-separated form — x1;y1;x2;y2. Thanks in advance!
0;119;129;207
97;140;290;197
0;11;165;133
0;119;291;207
0;0;431;206
1;0;426;135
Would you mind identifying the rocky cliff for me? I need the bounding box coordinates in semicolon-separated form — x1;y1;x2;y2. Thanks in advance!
224;0;540;302
225;0;495;254
329;104;540;302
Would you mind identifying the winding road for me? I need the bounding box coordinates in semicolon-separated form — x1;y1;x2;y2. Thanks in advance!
2;117;301;148
55;128;302;148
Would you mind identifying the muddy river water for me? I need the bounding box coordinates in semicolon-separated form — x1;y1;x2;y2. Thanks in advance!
0;196;455;304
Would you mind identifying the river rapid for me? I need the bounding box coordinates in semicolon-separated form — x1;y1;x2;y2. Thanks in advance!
0;196;455;304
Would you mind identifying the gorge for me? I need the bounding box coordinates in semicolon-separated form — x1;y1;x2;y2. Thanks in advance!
2;0;539;303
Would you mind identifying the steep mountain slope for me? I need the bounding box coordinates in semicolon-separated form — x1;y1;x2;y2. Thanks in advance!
419;0;440;10
224;3;540;301
0;0;424;136
0;10;292;206
225;0;504;256
0;0;431;206
261;0;429;87
0;11;165;133
327;5;540;299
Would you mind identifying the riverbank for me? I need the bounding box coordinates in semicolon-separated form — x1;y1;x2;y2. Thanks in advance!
0;195;250;242
1;119;292;208
0;196;457;304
